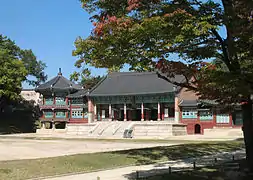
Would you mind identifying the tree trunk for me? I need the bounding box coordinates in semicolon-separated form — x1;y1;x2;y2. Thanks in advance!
242;98;253;172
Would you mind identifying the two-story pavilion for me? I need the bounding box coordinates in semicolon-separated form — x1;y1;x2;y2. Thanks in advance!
35;69;83;128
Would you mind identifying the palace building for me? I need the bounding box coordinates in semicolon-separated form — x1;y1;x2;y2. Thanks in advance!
35;69;243;137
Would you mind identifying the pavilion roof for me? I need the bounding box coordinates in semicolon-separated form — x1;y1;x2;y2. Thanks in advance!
88;72;185;96
35;68;82;93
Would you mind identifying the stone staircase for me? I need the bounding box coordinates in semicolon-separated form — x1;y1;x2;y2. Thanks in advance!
88;121;133;138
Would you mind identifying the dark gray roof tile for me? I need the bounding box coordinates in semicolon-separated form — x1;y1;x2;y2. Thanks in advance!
67;89;88;98
35;73;82;93
179;100;198;106
89;72;185;96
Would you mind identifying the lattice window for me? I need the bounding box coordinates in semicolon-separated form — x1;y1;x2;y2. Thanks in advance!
182;108;197;119
199;110;213;120
45;98;54;105
44;111;53;118
55;97;65;105
216;114;230;124
71;110;83;118
55;111;65;118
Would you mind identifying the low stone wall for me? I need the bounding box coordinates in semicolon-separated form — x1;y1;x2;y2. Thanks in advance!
132;122;187;139
172;124;187;136
36;128;67;134
204;127;243;138
66;123;95;136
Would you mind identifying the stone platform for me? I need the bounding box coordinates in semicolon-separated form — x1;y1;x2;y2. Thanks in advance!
36;121;187;139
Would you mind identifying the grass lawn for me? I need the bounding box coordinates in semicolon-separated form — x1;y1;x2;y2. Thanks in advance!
0;140;244;180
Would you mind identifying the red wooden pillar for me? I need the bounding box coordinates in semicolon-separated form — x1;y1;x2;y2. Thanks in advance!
124;103;127;121
229;111;233;127
109;104;112;119
94;104;97;121
100;104;102;121
145;110;149;121
65;97;68;105
213;108;217;127
141;103;144;121
65;97;68;118
114;110;117;120
161;104;165;120
53;96;56;119
157;102;161;121
128;110;132;121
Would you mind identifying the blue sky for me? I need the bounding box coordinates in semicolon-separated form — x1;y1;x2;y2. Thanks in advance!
0;0;108;88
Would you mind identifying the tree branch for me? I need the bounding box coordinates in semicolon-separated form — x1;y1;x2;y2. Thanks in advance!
211;28;234;71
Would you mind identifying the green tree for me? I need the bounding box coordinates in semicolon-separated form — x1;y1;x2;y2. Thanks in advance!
20;49;47;87
0;35;47;108
74;0;253;171
70;69;104;90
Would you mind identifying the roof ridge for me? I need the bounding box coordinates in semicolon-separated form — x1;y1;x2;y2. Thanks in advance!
109;71;155;76
51;76;60;87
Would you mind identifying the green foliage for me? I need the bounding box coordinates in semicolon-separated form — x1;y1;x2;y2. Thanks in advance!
20;49;47;86
0;36;27;100
74;0;253;104
0;34;47;103
80;75;104;90
70;69;104;90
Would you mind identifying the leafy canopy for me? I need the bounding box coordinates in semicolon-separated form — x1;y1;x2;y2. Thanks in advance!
74;0;253;104
0;35;47;101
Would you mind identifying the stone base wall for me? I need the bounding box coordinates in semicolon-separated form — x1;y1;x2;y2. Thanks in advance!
66;123;95;136
36;129;67;134
172;124;187;136
36;121;187;139
132;122;187;139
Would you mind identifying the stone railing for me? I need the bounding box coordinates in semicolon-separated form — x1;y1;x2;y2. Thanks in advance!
39;104;70;110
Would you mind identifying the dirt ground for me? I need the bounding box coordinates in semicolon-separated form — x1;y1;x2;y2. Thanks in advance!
0;138;179;161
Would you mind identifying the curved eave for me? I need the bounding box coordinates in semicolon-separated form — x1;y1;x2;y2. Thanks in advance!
67;95;87;98
35;87;81;93
88;91;175;97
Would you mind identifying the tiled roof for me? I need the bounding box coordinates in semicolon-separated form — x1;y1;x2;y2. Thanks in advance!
67;89;88;98
35;70;82;93
89;72;185;96
178;100;198;106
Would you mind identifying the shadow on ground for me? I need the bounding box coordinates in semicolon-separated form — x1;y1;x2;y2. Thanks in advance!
112;141;245;165
124;159;253;180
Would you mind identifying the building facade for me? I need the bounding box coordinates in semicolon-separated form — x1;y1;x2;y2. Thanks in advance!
36;71;242;134
20;89;42;105
35;69;85;129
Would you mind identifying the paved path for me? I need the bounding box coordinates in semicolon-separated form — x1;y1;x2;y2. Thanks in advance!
0;132;243;141
0;138;180;161
43;150;245;180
